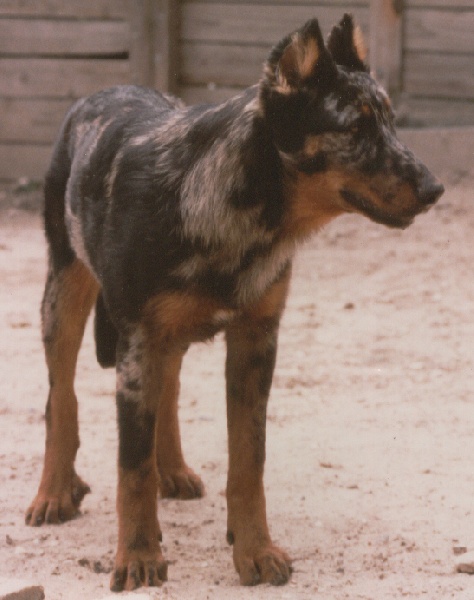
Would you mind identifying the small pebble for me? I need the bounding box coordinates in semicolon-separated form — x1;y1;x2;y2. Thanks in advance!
455;550;474;574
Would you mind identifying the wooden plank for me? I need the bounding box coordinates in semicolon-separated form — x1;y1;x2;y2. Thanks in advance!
405;1;473;8
0;143;51;180
129;0;180;92
152;0;180;93
0;98;72;143
404;52;474;100
180;43;263;87
397;98;474;128
0;0;128;19
181;3;369;44
0;58;130;98
182;0;366;5
0;19;129;55
405;9;474;53
369;0;402;97
128;0;154;86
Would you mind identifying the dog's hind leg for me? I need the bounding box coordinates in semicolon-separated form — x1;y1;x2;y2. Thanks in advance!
154;352;204;499
26;259;99;525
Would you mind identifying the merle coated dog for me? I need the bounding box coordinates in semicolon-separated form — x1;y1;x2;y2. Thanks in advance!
26;15;443;591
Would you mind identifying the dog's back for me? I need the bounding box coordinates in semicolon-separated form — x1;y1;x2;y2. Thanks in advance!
44;86;185;365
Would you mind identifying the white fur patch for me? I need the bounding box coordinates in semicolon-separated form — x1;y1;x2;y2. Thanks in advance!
64;196;97;277
236;239;295;305
179;105;275;261
212;309;237;326
323;95;359;126
116;327;144;402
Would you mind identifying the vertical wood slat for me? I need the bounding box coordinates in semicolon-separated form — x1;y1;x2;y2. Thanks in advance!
128;0;179;93
369;0;403;99
129;0;154;87
152;0;180;93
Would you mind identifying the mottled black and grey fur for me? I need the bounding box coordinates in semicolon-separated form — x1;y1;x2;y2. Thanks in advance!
27;15;443;592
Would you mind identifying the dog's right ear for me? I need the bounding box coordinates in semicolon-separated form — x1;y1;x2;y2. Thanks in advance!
265;19;337;92
327;14;368;72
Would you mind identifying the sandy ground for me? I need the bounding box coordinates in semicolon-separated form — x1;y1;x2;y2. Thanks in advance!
0;183;473;600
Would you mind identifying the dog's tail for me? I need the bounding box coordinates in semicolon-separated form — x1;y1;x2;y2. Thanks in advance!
43;114;76;273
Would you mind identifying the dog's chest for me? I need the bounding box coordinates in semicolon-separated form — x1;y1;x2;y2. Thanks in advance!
143;292;239;344
173;236;295;310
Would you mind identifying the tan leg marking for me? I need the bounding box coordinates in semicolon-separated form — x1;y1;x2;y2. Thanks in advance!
153;352;204;499
26;259;99;525
112;459;167;591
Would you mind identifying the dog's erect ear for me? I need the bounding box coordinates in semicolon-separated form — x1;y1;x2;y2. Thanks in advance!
327;13;368;72
265;19;337;92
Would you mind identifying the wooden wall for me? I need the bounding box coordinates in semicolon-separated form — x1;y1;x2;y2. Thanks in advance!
0;0;132;179
400;0;474;127
178;0;369;105
0;0;472;181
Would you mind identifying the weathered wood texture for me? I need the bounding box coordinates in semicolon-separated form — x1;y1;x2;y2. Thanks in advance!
0;20;129;55
401;2;474;126
179;2;370;91
0;0;130;180
0;0;472;180
369;0;402;98
178;0;474;127
0;1;128;18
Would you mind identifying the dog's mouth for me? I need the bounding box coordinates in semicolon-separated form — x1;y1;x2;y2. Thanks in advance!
339;189;415;229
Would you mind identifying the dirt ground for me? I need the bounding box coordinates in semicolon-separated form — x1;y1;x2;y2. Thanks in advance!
0;182;473;600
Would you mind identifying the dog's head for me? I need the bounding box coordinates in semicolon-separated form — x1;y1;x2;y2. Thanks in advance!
259;15;444;233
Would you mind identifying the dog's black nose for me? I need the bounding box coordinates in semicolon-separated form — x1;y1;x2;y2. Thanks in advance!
419;176;444;206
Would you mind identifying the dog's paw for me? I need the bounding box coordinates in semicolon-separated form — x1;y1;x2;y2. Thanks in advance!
110;555;168;591
159;467;204;500
234;544;292;586
25;472;90;526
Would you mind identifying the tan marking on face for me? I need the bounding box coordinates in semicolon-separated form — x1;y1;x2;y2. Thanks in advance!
360;103;372;117
338;171;420;215
283;163;424;239
282;170;347;240
304;135;322;158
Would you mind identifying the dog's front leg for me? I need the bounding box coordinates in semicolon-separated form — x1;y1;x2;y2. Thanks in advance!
111;326;168;591
224;274;292;586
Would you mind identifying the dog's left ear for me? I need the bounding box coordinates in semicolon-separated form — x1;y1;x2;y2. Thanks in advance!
327;13;368;72
265;19;337;92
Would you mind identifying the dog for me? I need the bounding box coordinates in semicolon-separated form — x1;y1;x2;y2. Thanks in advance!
26;14;443;591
